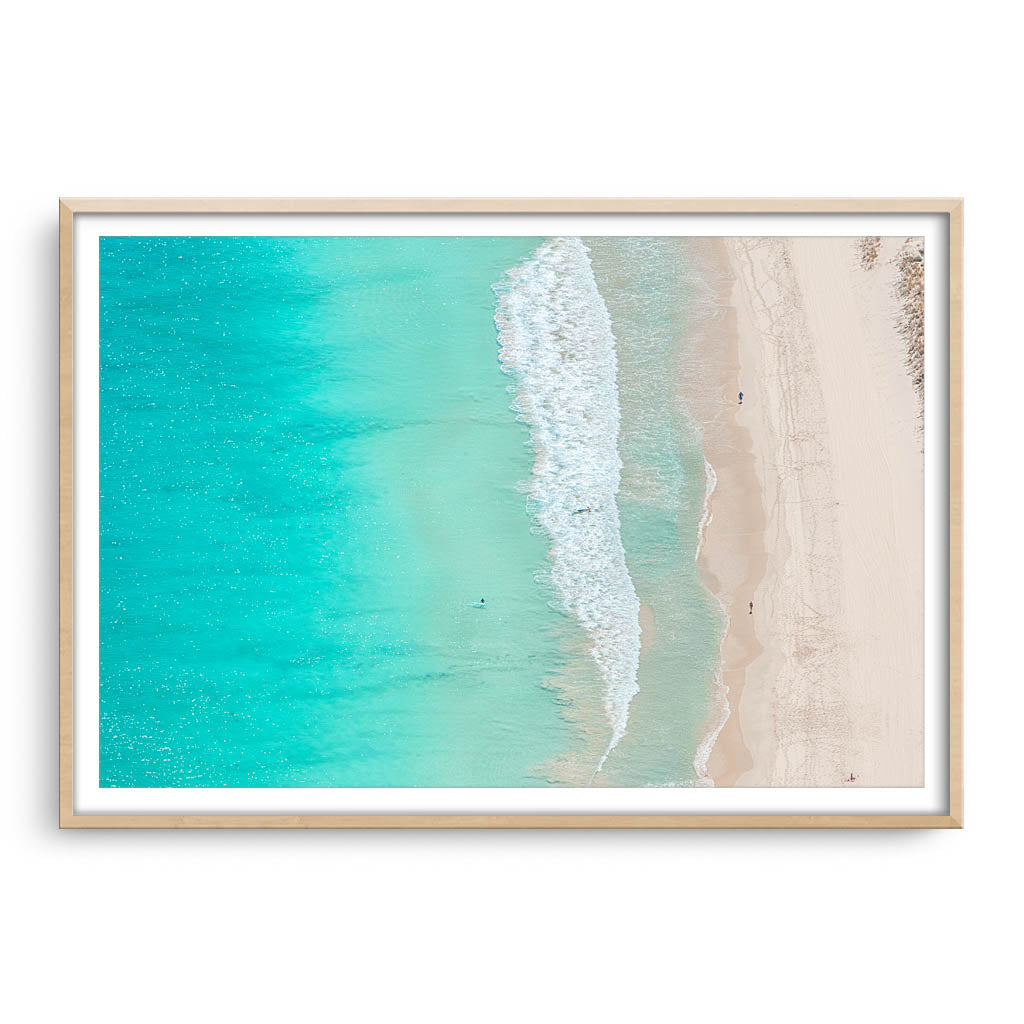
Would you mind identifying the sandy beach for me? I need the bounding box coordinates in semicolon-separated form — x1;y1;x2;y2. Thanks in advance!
696;236;924;787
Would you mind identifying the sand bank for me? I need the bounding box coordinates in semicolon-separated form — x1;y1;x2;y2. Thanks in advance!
696;237;924;787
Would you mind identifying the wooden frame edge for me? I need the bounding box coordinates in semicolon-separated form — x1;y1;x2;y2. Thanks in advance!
59;814;962;830
58;197;964;215
58;198;964;830
948;200;964;828
59;200;74;829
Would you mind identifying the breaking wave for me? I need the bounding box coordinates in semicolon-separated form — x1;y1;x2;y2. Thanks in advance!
494;237;641;771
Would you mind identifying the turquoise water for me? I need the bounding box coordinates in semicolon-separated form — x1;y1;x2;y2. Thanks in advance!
100;235;582;786
99;235;724;787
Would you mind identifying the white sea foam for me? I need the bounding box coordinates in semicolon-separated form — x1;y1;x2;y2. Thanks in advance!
696;457;717;563
692;660;731;786
692;453;730;785
494;237;641;771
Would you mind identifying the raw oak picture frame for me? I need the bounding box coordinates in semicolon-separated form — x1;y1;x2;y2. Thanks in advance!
58;197;963;829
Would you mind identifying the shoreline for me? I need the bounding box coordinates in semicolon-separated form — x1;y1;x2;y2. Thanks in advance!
693;236;924;787
682;238;764;785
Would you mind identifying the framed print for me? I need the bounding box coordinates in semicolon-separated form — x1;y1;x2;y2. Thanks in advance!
59;198;962;828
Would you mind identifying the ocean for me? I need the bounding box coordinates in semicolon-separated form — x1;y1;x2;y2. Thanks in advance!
99;235;723;787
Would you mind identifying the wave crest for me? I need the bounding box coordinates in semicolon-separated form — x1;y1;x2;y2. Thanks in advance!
494;237;641;770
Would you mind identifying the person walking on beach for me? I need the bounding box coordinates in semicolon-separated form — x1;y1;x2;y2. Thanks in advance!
748;601;753;615
738;391;743;405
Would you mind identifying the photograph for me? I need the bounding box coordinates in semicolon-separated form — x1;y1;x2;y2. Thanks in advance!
91;228;929;794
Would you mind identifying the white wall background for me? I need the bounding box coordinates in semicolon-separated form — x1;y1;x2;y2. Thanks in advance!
2;2;1016;1021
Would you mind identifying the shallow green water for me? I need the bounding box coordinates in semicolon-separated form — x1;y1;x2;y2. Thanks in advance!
587;238;724;786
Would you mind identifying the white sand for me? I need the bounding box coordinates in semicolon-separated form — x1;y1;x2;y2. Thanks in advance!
710;236;923;787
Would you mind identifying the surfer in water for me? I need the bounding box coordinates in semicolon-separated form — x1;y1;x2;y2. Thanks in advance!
572;507;592;515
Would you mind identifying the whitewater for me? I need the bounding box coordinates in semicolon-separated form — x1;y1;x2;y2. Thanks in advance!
494;237;642;772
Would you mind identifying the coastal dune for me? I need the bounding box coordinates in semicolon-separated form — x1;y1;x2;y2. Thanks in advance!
699;236;924;788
